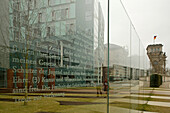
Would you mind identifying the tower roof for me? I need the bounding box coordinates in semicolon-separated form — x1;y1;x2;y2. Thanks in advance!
146;44;163;50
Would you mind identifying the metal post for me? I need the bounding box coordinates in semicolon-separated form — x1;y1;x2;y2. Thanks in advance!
24;45;28;105
107;0;110;113
24;0;30;105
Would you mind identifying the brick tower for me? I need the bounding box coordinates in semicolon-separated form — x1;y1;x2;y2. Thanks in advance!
146;44;167;74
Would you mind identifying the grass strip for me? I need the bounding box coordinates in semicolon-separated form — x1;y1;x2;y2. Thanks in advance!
110;101;170;113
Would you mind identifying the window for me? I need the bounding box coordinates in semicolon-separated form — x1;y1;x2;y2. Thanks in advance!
47;26;55;36
38;29;41;36
34;28;41;37
14;30;20;39
47;27;50;36
38;13;42;22
29;0;33;9
116;70;119;75
154;61;158;65
85;0;92;4
51;26;55;36
85;10;92;21
61;8;69;19
48;0;56;6
48;0;50;6
61;21;66;35
20;14;27;26
13;2;20;11
34;0;37;8
66;8;69;18
52;11;56;21
85;29;92;36
66;23;75;35
56;10;61;20
13;15;17;27
56;22;60;36
61;9;66;19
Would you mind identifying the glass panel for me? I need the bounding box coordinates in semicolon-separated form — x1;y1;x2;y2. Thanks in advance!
109;0;132;112
0;0;153;113
0;0;107;113
108;0;150;112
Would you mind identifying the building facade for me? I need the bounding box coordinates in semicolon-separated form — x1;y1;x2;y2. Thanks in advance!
102;64;146;82
0;0;10;88
104;43;128;66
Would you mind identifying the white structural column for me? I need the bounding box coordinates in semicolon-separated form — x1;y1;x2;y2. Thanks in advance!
60;41;63;67
101;64;103;84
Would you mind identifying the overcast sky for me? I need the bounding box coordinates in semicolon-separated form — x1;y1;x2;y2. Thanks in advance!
100;0;170;67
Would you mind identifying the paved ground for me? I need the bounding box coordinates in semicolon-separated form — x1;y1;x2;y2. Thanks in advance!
109;81;170;112
52;80;170;112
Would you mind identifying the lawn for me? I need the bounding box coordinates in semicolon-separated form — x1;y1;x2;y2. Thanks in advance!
0;93;107;113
